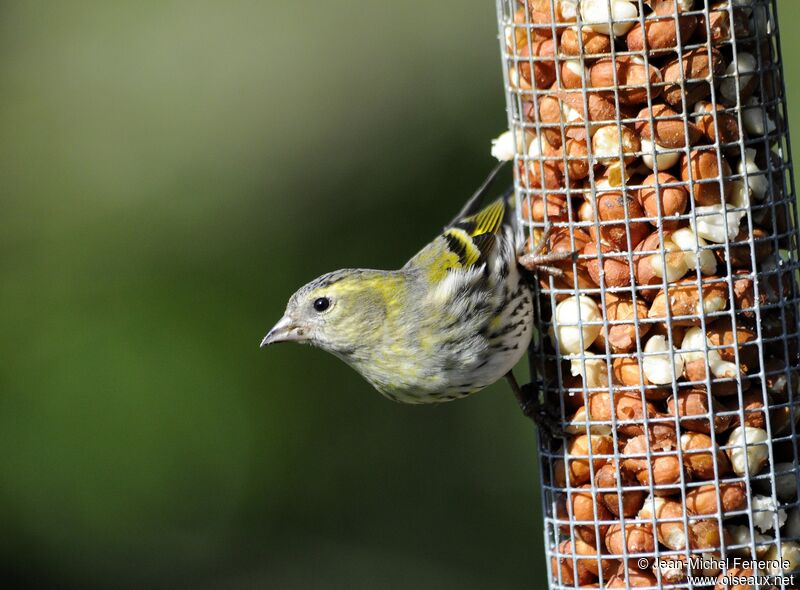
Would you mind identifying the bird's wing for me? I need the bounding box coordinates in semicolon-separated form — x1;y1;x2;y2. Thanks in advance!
404;196;513;283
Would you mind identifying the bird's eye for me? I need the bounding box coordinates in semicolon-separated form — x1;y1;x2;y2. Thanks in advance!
313;297;330;312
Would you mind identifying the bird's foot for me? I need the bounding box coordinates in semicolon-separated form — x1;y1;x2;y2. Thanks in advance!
518;383;569;440
517;225;577;278
506;373;567;439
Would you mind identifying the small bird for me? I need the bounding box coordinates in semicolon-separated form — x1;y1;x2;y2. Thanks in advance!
262;162;570;426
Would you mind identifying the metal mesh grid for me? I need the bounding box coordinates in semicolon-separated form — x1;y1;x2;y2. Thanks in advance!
495;0;800;588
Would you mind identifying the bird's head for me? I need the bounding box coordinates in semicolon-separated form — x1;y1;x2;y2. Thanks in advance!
261;269;401;357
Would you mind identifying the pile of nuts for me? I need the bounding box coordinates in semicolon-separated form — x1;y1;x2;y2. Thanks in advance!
496;0;800;587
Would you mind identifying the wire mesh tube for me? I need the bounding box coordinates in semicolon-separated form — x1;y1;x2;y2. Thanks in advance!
494;0;800;588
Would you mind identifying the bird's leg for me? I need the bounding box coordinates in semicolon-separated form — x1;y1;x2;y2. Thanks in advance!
505;371;567;439
517;225;577;278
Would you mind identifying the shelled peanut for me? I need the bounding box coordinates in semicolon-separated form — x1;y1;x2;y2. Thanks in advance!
497;0;800;586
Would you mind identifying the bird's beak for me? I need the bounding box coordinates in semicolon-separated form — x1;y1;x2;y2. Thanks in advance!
260;315;304;347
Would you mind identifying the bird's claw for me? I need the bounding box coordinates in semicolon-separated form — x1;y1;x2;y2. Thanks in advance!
517;225;577;278
518;250;576;278
518;383;568;440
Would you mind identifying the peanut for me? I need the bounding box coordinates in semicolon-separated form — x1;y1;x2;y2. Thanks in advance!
594;293;650;354
516;39;557;89
632;231;689;297
665;389;733;434
557;484;614;544
606;567;658;588
634;104;702;149
714;567;756;590
595;463;645;517
551;295;603;355
591;192;649;251
647;278;728;326
638;496;689;550
680;149;733;206
566;433;614;485
662;47;726;106
685;482;747;515
726;426;769;477
583;241;632;289
626;9;698;53
559;59;587;89
604;522;655;557
680;432;732;481
580;0;639;37
573;536;617;578
694;101;740;145
622;434;682;493
635;172;688;229
559;26;612;56
520;192;568;223
551;540;596;586
589;56;662;105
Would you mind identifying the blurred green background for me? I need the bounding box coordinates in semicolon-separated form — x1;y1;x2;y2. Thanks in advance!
0;1;797;588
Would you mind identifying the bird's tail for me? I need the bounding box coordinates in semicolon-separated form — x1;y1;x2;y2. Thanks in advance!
445;161;512;229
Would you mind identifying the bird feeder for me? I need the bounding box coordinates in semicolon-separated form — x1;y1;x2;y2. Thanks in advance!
495;0;800;587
